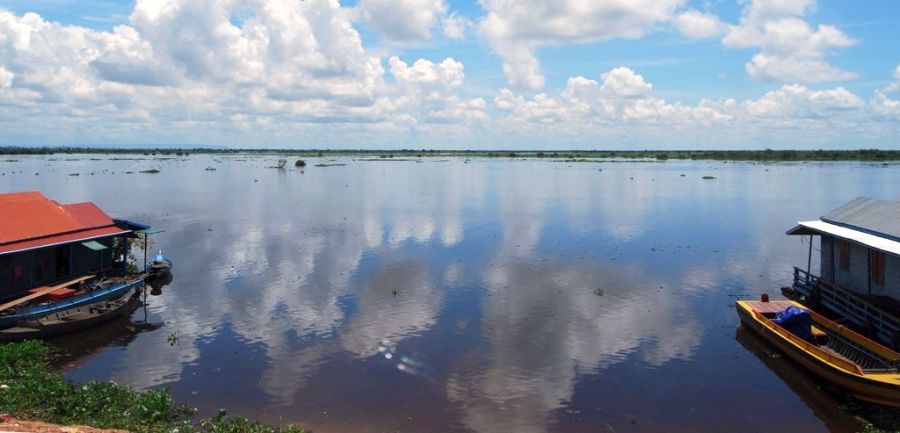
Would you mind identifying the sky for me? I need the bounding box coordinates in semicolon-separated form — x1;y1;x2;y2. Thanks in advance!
0;0;897;150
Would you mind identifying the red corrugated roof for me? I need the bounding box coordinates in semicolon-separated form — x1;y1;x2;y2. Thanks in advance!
0;191;128;255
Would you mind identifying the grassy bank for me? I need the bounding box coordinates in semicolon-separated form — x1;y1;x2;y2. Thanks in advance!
0;340;307;433
2;146;900;161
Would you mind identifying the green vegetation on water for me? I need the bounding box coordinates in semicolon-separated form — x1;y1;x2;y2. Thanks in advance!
2;147;900;161
0;341;308;433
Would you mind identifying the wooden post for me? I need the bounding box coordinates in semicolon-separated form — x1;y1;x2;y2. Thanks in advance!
830;237;836;282
867;249;872;299
807;235;813;275
143;233;148;273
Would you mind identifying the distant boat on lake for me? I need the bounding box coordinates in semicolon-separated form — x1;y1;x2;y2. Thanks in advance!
0;191;163;341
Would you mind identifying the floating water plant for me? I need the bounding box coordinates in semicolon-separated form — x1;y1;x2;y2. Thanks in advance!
140;169;161;174
295;159;306;167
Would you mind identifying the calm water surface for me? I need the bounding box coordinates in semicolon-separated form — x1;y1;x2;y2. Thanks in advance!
2;155;899;433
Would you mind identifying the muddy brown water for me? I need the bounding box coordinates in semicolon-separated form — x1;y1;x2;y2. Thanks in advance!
2;155;899;432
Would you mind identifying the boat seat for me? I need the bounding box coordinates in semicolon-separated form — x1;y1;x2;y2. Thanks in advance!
811;325;829;345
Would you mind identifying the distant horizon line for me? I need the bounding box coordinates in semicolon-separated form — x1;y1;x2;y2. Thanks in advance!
2;146;899;153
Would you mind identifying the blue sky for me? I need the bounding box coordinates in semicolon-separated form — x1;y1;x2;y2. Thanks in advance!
0;0;897;149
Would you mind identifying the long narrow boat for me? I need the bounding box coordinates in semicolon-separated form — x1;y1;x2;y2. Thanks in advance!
0;286;142;342
736;299;900;408
0;276;144;330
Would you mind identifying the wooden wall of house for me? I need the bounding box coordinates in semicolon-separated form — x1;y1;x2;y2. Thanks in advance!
820;234;899;300
885;254;900;300
821;236;833;282
0;236;120;299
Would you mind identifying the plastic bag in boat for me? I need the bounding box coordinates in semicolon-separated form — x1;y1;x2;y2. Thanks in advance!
774;306;813;342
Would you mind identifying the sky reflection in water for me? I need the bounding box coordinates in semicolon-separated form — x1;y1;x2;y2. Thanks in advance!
2;156;898;432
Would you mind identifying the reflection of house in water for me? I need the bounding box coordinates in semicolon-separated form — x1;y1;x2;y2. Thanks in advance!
786;197;900;347
0;191;146;301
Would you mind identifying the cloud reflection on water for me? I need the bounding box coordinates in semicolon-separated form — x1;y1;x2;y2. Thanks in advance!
4;156;892;432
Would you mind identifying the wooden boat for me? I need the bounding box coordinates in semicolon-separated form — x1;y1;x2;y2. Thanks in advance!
0;286;141;342
147;251;173;276
0;275;144;331
737;299;900;408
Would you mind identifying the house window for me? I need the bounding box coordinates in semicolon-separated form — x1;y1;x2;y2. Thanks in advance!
872;250;885;285
839;240;851;271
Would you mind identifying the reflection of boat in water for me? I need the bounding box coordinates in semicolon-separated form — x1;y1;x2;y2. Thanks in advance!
145;251;173;296
737;299;900;408
735;326;866;433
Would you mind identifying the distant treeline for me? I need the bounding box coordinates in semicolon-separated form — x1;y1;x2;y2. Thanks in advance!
2;147;900;161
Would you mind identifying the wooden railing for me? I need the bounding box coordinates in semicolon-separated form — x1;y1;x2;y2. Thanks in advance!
793;267;900;347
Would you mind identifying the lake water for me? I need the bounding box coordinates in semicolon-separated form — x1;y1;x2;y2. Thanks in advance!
2;155;899;432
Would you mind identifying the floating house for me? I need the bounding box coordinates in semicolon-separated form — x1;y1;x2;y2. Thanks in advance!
786;197;900;347
0;191;148;302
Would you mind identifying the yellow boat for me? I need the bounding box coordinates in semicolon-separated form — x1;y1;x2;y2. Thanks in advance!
736;299;900;408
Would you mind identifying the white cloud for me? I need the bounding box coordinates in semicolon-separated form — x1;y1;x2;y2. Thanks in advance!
722;1;857;83
441;13;470;40
479;0;684;89
886;64;900;92
389;56;486;124
675;10;729;39
357;0;446;42
0;2;487;143
599;67;653;97
0;66;12;87
497;67;731;126
871;91;900;121
743;84;864;118
488;66;900;148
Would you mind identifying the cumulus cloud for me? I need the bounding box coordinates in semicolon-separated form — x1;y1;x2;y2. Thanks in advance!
871;91;900;121
0;1;487;144
496;67;732;126
489;65;900;148
743;84;864;118
441;13;470;40
886;64;900;93
674;10;729;39
389;56;486;123
722;0;857;82
0;0;895;148
479;0;683;89
356;0;446;42
675;1;856;83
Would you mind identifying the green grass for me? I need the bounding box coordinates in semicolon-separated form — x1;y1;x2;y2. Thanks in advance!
0;340;308;433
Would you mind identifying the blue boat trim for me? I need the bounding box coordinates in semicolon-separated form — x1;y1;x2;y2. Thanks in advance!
0;278;143;328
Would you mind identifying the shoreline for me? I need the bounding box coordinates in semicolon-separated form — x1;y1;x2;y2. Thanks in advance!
2;147;900;162
0;341;308;433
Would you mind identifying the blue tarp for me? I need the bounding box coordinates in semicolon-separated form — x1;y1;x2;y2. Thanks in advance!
774;306;814;342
